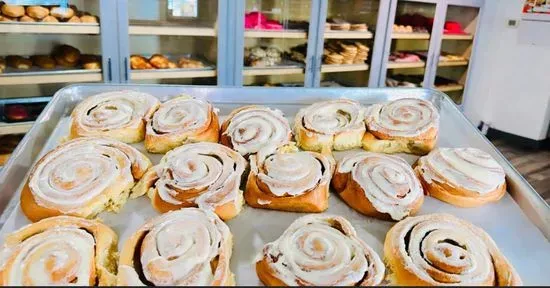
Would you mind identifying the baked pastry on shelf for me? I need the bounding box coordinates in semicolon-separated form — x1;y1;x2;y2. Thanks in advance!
67;15;81;23
256;214;384;286
177;56;204;68
1;4;25;18
0;57;5;73
332;152;424;221
19;15;35;22
246;144;333;212
118;208;234;286
30;55;56;69
40;15;59;23
294;99;366;152
130;54;153;70
6;55;32;70
414;147;506;207
384;213;522;286
20;137;152;222
144;96;219;153
220;105;292;156
80;14;98;23
0;216;118;286
80;54;101;69
149;54;177;69
70;90;160;143
53;44;81;67
49;6;74;19
132;142;247;220
363;98;439;155
26;6;49;19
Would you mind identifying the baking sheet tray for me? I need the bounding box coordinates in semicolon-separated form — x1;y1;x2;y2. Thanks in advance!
0;68;101;77
130;54;216;72
0;85;549;285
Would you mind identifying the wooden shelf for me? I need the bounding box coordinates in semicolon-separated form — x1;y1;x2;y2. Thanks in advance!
442;34;474;40
438;60;469;67
437;84;464;92
0;23;100;34
129;25;216;36
321;63;369;73
244;30;307;39
387;61;425;69
0;122;33;136
0;72;102;85
324;31;373;39
392;32;430;39
243;67;304;76
131;69;216;80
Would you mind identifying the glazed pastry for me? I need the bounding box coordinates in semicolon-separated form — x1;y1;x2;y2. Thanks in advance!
40;15;59;23
80;54;101;69
294;99;366;152
363;98;439;155
20;137;152;222
220;105;292;156
246;144;333;212
257;214;384;286
177;57;204;68
50;6;74;19
332;152;423;221
132;142;246;220
67;15;81;23
149;54;177;69
30;55;56;69
118;208;234;286
19;15;36;22
1;4;24;17
80;15;98;23
0;216;118;286
384;213;522;286
414;147;506;207
70;90;160;143
144;96;219;153
130;54;153;70
26;6;49;19
54;44;81;67
6;55;32;70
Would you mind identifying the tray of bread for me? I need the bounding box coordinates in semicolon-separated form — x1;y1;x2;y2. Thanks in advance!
0;84;548;286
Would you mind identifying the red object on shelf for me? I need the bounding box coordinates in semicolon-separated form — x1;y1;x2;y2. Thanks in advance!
443;21;468;35
4;105;30;121
245;11;283;30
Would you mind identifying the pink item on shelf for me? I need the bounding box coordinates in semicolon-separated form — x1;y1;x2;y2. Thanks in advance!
245;11;283;30
394;54;421;63
264;20;283;30
444;21;468;35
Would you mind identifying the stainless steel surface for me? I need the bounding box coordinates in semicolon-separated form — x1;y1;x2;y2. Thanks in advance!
0;84;549;285
0;68;101;77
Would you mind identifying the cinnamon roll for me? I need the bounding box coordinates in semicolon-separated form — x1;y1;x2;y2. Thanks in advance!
246;145;333;212
384;213;522;286
20;137;152;222
0;216;118;286
145;97;220;153
132;142;246;220
256;214;384;286
363;98;439;155
117;208;234;286
414;147;506;207
294;99;366;152
332;152;423;221
220;105;292;156
70;90;160;143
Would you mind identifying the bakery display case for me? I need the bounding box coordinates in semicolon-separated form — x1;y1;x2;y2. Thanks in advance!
121;0;218;85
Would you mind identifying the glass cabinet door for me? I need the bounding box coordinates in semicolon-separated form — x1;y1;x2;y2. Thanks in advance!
125;0;218;85
242;0;312;87
318;0;380;88
383;0;437;88
433;3;480;105
0;0;106;166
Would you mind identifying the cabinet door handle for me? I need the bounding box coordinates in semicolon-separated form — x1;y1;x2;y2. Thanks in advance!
107;58;112;82
124;57;129;82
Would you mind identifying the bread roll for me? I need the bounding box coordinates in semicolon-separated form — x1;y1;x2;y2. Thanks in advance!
6;55;32;70
26;6;49;19
50;6;74;19
40;15;58;23
80;15;98;23
30;55;56;69
1;4;24;17
19;15;36;22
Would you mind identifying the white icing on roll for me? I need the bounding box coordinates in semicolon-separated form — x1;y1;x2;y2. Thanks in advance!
224;106;291;155
337;152;423;220
72;90;159;133
250;148;332;197
28;137;150;213
296;99;366;136
2;227;95;286
260;214;384;286
120;208;231;286
417;147;505;194
365;98;439;138
153;142;246;209
147;97;214;135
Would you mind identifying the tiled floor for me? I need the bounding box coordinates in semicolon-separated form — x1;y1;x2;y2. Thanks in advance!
492;139;550;204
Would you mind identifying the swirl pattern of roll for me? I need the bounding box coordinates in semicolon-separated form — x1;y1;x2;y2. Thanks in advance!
70;90;160;143
384;213;522;286
117;208;234;286
294;99;366;152
414;147;506;207
132;142;247;220
363;98;439;155
0;216;118;286
220;105;292;156
256;214;385;286
144;97;219;153
20;137;152;222
332;152;423;221
245;145;334;212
